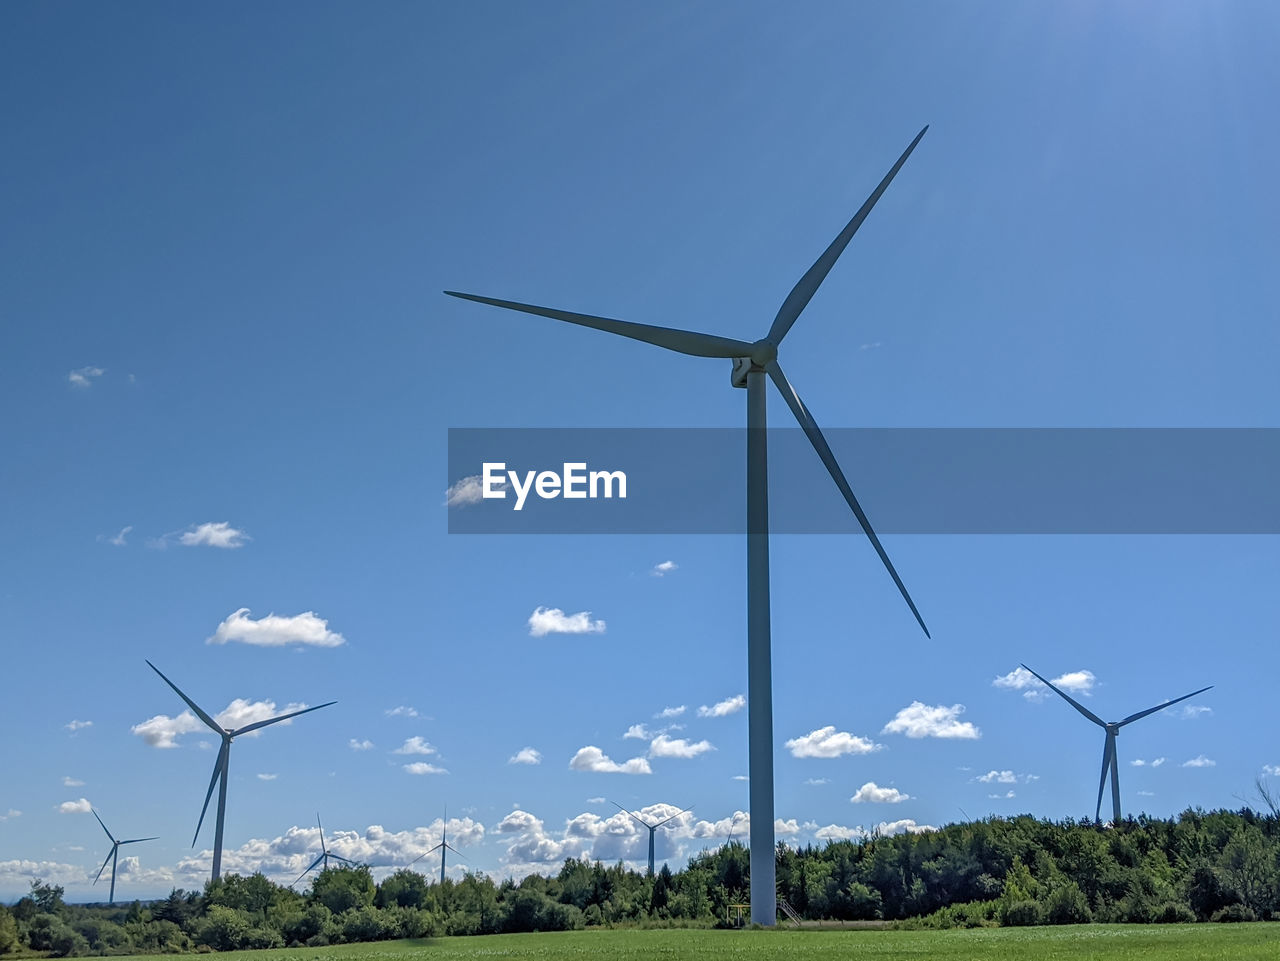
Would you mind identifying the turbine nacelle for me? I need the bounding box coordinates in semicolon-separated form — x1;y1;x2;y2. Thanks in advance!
730;341;779;387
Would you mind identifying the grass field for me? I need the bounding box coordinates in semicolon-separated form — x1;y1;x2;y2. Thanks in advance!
106;924;1278;961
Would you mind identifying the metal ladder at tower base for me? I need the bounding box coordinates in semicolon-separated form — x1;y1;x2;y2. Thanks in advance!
777;898;802;927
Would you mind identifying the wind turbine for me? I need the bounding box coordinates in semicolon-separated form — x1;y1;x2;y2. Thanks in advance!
611;801;691;877
1021;663;1212;823
91;809;157;904
294;814;355;886
145;660;336;882
408;810;463;884
447;126;932;923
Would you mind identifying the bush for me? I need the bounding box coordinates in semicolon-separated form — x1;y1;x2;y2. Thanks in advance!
1154;901;1197;924
1044;883;1092;925
999;899;1043;927
1211;903;1257;923
340;905;395;942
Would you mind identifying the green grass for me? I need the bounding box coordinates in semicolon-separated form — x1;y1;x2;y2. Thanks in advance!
106;924;1278;961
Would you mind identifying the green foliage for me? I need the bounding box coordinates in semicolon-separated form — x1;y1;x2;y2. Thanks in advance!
1043;881;1092;924
998;899;1043;927
1154;901;1197;923
310;866;376;915
1211;903;1257;922
0;907;19;955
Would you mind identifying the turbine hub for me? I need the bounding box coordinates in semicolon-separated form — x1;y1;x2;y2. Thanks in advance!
750;339;778;366
730;342;776;388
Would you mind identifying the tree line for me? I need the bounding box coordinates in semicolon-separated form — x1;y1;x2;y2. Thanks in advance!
2;806;1277;955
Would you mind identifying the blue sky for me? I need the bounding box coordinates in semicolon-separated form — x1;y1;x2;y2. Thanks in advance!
2;1;1278;901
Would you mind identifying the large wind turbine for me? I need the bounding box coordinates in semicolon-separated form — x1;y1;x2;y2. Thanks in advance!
408;811;463;884
1022;664;1212;823
611;801;691;877
447;127;932;923
294;814;355;886
146;660;336;882
91;809;156;904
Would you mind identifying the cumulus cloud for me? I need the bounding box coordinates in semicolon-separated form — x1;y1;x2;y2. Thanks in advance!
131;697;310;748
1130;757;1167;768
649;735;714;759
698;694;745;718
68;366;105;388
445;475;500;508
403;762;448;775
385;706;419;718
58;798;92;814
65;720;93;732
785;726;882;759
850;782;910;804
877;818;936;836
509;747;542;765
651;561;677;577
349;739;375;751
814;823;865;841
1183;755;1215;768
207;608;345;647
393;737;437;756
63;777;84;787
569;746;651;775
882;702;980;739
624;724;651;740
528;607;606;637
655;705;686;719
977;770;1017;784
179;522;249;549
0;859;86;885
993;666;1095;701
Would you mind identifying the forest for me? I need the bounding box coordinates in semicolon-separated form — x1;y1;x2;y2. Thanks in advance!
2;806;1278;955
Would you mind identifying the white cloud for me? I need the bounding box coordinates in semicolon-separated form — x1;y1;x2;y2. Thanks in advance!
62;777;84;787
131;697;310;748
569;746;651;775
528;607;606;637
651;560;677;577
108;525;132;546
68;366;104;388
1153;757;1167;767
1262;765;1280;777
1130;758;1166;767
993;666;1095;701
814;823;865;841
977;770;1017;784
732;775;749;781
509;747;542;765
1137;790;1155;797
1183;755;1215;768
385;705;419;718
804;778;829;786
850;782;910;804
403;762;448;775
1179;705;1213;720
993;667;1039;692
1053;670;1096;693
349;738;375;751
393;737;437;756
65;719;92;732
649;735;715;759
624;724;651;740
207;608;345;647
445;474;502;508
877;818;936;836
0;860;85;885
988;790;1016;799
0;810;22;821
179;522;249;549
58;798;91;814
257;773;277;781
775;819;802;837
882;702;980;740
655;705;686;719
698;694;745;718
785;726;882;759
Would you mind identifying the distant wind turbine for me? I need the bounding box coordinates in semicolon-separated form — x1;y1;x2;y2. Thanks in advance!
448;125;933;924
1022;663;1212;823
408;810;463;884
91;809;157;904
611;801;691;877
145;660;336;881
294;814;355;886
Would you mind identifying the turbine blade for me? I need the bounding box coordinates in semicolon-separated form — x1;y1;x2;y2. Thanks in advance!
146;660;224;734
295;852;325;886
766;125;928;346
768;361;929;637
1095;734;1114;822
232;700;336;737
408;850;430;867
1118;686;1213;727
1020;664;1106;727
92;808;116;844
119;837;159;845
610;800;652;829
193;740;229;846
444;291;755;359
93;846;115;884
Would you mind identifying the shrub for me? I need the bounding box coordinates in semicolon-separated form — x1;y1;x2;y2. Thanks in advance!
1044;883;1092;925
999;899;1043;927
1154;901;1197;924
1211;903;1257;923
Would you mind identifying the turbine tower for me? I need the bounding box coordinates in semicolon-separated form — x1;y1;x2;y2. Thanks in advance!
91;809;156;904
294;814;355;886
408;810;463;884
146;660;336;882
447;127;932;923
610;801;690;877
1022;663;1212;823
